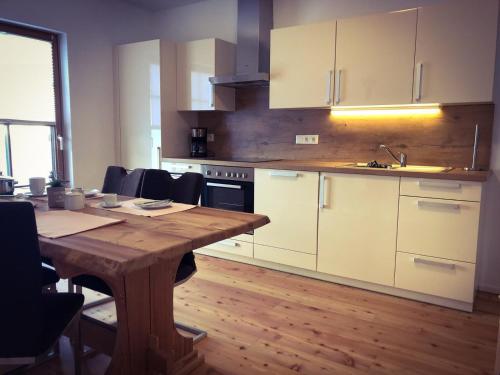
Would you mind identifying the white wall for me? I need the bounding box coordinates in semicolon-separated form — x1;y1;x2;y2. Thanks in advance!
153;0;237;42
0;0;155;188
153;0;447;42
274;0;445;27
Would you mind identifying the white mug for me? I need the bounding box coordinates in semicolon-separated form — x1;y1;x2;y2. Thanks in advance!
64;191;85;210
103;193;118;207
29;177;46;196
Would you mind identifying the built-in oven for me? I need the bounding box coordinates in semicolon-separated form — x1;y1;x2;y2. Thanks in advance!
200;165;254;214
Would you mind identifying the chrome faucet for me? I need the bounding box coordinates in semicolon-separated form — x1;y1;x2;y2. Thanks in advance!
379;144;407;167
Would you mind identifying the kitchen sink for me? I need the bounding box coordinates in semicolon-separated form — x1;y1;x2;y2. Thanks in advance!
345;163;453;173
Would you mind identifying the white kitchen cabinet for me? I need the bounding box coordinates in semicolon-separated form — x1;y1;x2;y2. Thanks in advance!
400;178;482;202
334;9;417;106
177;38;235;111
254;244;316;271
161;161;202;175
413;0;498;104
397;196;480;263
203;238;253;258
269;21;336;109
395;252;475;303
317;173;400;286
116;40;161;169
254;169;319;255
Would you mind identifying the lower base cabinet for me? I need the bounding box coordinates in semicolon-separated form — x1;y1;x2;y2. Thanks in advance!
195;166;482;310
395;252;475;303
317;173;400;286
254;244;316;271
202;233;254;258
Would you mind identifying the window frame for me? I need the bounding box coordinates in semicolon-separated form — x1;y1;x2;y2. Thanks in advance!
0;21;65;180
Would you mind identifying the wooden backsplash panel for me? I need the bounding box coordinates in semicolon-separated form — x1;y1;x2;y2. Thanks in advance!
199;88;494;168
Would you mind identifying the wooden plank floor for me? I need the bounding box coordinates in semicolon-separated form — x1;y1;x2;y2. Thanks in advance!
18;255;500;375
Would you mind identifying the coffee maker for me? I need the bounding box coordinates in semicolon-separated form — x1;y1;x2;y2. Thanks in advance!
191;128;207;157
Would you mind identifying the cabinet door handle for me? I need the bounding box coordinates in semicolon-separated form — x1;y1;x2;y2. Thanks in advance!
176;165;193;172
57;135;64;151
319;175;328;208
415;62;423;102
412;257;456;270
325;70;333;105
269;171;299;178
157;146;162;169
219;239;240;248
206;182;242;190
417;200;460;210
334;69;342;104
418;180;461;190
210;84;215;108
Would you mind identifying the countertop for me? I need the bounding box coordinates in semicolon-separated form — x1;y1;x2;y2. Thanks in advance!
163;157;489;182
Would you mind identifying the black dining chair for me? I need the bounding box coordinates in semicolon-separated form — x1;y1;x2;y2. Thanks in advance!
120;168;145;197
73;169;207;342
140;170;203;204
0;202;84;373
41;266;60;293
70;167;146;301
101;166;127;194
101;165;145;197
141;169;206;341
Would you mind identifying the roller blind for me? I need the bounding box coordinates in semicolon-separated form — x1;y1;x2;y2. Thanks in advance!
0;32;56;123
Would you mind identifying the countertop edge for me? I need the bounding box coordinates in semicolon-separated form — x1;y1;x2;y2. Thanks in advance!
162;158;489;182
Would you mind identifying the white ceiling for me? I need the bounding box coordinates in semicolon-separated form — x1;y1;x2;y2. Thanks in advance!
122;0;206;11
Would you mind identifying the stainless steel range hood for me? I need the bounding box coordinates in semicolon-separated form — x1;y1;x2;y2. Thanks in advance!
209;0;273;88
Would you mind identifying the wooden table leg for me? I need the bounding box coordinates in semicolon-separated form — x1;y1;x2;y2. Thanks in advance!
54;257;203;375
106;268;152;375
149;256;204;375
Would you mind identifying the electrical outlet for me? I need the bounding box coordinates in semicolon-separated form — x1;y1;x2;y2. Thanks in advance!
295;135;319;145
207;133;215;142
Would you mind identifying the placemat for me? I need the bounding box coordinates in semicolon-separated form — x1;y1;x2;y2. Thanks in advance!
91;198;196;217
35;210;125;239
27;190;104;202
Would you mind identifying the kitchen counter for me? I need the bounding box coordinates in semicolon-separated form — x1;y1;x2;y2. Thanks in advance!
163;157;489;182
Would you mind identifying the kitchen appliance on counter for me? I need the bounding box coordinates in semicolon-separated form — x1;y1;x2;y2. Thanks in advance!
0;173;16;195
191;128;207;157
201;164;254;214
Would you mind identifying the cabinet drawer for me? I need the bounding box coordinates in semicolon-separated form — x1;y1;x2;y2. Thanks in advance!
204;239;253;257
232;233;253;243
161;162;201;174
400;178;481;201
254;244;316;271
398;196;479;262
395;252;475;303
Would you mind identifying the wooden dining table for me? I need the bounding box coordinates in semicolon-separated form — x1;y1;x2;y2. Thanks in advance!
34;197;269;375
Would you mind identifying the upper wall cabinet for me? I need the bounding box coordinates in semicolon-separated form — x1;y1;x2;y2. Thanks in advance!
413;0;498;104
334;9;417;106
269;22;336;109
177;38;235;111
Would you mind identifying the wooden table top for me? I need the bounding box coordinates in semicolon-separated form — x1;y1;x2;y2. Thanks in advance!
36;199;269;278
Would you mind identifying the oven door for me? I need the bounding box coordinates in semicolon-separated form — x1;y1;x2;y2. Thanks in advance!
201;178;254;213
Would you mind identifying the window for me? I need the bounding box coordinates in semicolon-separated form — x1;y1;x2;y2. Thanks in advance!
0;22;64;185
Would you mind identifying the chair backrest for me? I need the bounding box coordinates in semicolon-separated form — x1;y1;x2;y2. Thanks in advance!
0;202;43;356
120;168;145;198
141;170;203;204
140;170;203;284
101;166;127;194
